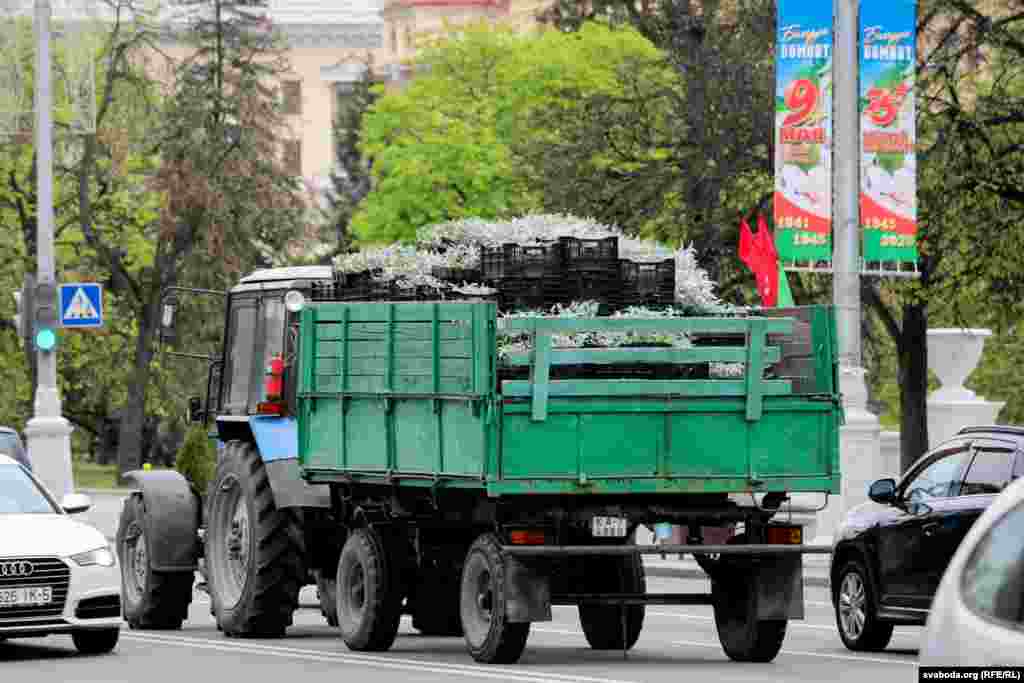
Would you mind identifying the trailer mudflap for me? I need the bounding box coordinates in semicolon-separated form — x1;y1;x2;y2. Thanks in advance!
504;556;552;623
750;554;805;620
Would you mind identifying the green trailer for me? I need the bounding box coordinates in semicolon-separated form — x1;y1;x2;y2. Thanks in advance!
296;300;841;664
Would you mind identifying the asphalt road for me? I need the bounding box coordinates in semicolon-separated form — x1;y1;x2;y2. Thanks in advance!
1;575;920;683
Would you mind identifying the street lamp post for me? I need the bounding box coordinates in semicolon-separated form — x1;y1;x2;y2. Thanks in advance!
25;0;74;497
834;0;861;372
809;0;882;546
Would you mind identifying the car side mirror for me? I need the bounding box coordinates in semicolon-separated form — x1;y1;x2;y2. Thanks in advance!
868;478;897;505
60;493;92;514
187;396;203;423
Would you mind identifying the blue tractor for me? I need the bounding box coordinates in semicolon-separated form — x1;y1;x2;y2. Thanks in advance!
116;267;415;635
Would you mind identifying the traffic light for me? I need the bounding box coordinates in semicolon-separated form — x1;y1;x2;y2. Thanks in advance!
33;280;59;352
11;274;35;347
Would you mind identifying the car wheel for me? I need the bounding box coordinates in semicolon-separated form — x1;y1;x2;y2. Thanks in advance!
835;561;893;651
72;628;120;655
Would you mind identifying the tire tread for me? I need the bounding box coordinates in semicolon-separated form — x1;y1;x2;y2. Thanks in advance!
206;441;306;637
117;494;193;630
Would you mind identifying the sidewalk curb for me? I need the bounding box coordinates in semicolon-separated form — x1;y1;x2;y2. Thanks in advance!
644;564;832;589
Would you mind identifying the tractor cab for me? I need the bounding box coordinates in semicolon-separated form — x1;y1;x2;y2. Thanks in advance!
164;266;334;430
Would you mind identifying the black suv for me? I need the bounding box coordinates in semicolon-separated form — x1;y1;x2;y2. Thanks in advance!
830;425;1024;651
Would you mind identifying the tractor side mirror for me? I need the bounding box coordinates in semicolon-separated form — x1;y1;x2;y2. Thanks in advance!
160;296;177;344
187;396;203;423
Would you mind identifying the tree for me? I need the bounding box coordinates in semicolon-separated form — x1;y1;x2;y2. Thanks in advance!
0;10;155;448
350;19;663;244
323;56;379;258
862;0;1024;471
72;0;306;478
527;0;777;285
536;0;1024;471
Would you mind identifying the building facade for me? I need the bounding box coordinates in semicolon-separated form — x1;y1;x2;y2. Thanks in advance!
241;0;549;194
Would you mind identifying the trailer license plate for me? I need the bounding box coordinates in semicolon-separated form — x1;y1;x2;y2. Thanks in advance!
0;586;52;607
592;516;628;537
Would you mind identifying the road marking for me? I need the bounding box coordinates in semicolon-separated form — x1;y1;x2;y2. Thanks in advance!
669;639;917;666
530;627;914;666
645;610;837;631
121;632;641;683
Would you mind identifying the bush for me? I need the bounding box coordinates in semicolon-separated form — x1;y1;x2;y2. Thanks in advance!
175;426;217;497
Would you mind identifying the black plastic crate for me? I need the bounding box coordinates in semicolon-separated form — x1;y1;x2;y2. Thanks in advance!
559;236;619;273
333;270;384;300
497;276;567;311
431;266;481;284
481;243;563;281
563;270;622;305
310;280;339;301
618;258;675;306
497;359;700;383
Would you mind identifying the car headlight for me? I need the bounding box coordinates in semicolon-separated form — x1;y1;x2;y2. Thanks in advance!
71;546;116;567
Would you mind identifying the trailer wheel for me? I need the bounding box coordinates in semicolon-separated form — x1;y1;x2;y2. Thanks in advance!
711;570;787;662
336;527;403;651
117;494;193;630
578;554;645;650
460;533;530;664
205;441;306;637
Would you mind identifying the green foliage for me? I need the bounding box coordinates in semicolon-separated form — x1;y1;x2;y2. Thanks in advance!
523;0;777;286
351;20;663;244
175;426;216;495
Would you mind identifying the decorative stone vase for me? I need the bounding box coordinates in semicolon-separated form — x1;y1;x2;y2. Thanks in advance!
927;328;992;401
926;328;1005;448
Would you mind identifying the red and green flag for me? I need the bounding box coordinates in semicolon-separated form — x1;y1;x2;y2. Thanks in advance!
738;214;795;308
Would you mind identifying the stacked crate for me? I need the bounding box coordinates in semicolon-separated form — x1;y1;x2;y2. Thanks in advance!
618;258;676;308
480;242;566;310
559;237;620;308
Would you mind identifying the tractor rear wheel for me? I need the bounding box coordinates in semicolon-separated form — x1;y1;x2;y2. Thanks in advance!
204;441;306;637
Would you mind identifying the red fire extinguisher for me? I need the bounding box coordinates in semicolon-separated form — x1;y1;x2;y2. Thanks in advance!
265;354;284;401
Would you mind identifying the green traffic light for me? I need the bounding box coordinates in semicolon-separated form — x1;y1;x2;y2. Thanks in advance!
35;328;57;351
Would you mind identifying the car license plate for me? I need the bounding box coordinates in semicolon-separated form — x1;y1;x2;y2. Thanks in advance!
591;516;628;537
0;586;52;607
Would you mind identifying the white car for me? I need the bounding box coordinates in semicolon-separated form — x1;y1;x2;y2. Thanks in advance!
0;454;121;654
920;473;1024;665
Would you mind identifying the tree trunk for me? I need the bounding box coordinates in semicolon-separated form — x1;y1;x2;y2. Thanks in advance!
116;294;159;483
898;301;929;473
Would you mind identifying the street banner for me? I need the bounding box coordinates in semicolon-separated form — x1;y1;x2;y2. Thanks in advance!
773;0;833;263
860;0;918;263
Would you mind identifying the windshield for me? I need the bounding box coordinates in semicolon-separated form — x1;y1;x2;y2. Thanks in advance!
0;432;22;456
0;463;58;514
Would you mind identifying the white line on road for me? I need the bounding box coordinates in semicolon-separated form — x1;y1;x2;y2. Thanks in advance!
668;638;917;666
645;610;837;631
121;632;642;683
529;627;915;666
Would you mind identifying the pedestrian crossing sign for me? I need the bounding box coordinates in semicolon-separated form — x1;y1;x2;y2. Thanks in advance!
59;283;103;328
